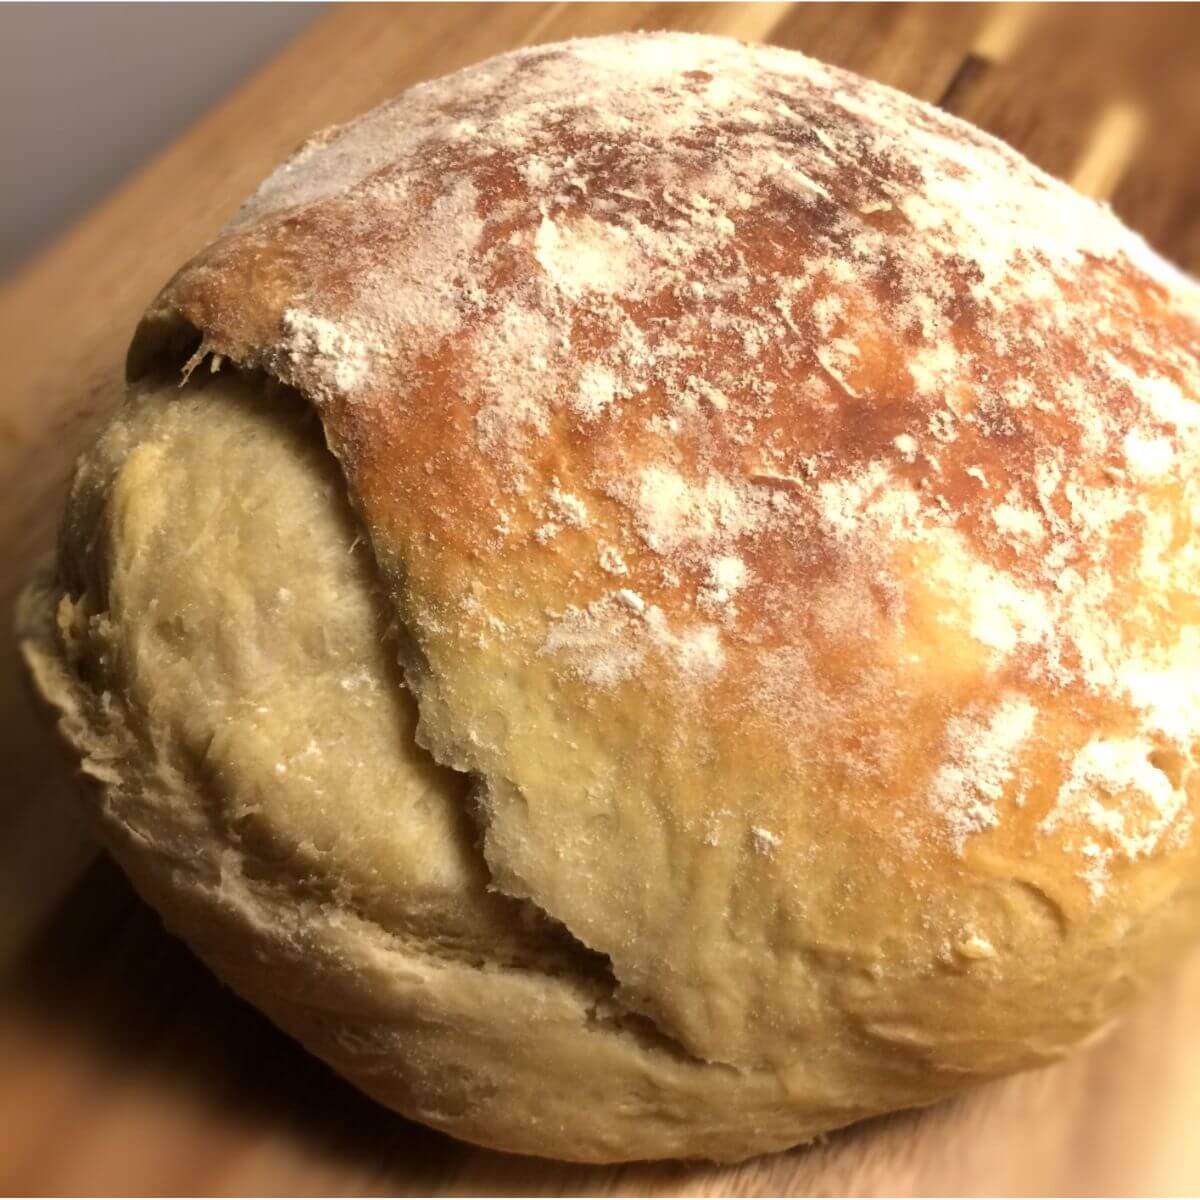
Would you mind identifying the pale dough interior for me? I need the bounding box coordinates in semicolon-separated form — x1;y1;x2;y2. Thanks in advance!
53;368;603;973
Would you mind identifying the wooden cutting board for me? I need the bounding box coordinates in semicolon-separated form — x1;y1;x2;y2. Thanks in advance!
2;4;1199;1194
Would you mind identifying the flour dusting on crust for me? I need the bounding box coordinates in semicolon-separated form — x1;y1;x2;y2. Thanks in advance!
150;33;1200;897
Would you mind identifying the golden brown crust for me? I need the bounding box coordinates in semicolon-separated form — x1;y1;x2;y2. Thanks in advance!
31;31;1200;1158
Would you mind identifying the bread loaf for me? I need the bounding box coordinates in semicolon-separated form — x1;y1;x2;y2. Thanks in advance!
19;33;1200;1162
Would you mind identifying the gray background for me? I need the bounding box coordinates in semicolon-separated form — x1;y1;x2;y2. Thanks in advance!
1;3;323;277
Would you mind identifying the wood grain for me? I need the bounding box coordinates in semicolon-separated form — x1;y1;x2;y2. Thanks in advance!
2;4;1198;1194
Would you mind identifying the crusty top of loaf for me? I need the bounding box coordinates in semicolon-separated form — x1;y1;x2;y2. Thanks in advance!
130;33;1200;1067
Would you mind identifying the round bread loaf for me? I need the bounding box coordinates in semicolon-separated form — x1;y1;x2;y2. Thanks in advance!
19;32;1200;1162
